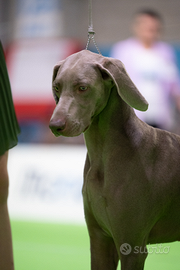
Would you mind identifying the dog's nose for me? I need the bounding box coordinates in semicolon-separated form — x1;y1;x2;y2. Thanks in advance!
49;118;66;134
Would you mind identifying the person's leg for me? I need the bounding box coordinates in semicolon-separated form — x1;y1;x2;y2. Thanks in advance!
0;151;14;270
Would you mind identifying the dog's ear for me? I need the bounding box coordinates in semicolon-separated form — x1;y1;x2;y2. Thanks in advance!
52;60;65;81
97;57;148;111
52;60;65;103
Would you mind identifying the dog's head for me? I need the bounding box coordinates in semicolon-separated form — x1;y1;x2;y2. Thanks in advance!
49;50;148;137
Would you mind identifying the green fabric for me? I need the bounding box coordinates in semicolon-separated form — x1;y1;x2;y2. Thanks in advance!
0;41;20;155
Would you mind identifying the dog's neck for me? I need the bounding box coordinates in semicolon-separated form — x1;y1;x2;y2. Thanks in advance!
84;88;136;160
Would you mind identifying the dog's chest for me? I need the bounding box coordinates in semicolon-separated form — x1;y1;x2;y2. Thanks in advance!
83;163;105;201
82;163;115;235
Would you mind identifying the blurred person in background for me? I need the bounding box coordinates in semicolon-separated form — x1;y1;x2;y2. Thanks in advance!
111;8;180;131
0;41;20;270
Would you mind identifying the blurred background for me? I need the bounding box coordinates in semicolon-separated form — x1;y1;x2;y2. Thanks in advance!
1;0;180;269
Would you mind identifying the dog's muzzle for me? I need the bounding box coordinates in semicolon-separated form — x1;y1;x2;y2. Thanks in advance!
49;118;66;136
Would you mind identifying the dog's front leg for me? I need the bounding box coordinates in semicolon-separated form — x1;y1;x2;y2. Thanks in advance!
83;204;119;270
120;247;147;270
89;227;119;270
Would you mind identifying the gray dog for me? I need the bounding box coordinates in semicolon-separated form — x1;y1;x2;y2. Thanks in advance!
49;50;180;270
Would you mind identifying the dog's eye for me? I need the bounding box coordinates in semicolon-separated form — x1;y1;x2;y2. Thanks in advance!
54;86;59;92
79;86;88;91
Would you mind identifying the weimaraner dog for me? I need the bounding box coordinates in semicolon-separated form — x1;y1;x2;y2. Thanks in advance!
49;50;180;270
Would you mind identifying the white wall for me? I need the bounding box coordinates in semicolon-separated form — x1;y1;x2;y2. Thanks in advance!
8;144;87;224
